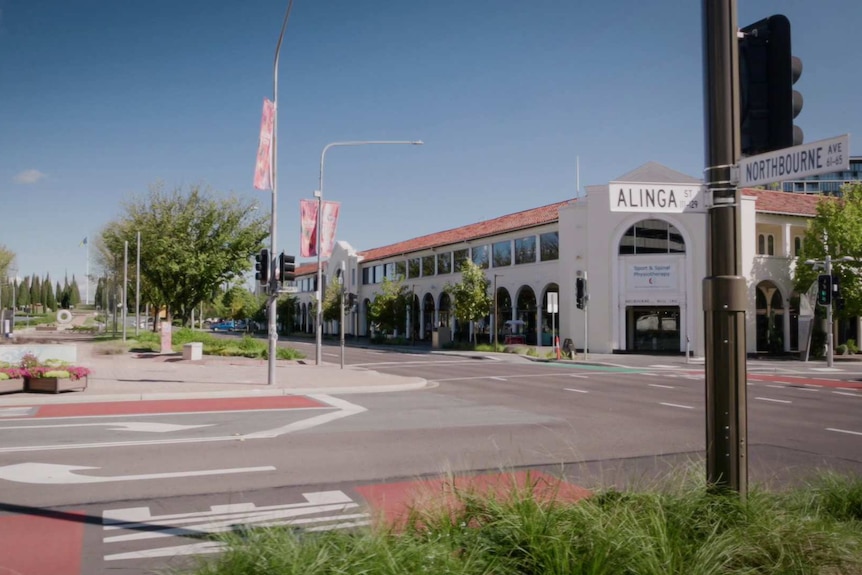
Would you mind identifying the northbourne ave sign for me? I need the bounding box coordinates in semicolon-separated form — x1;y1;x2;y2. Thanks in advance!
609;183;707;213
738;134;850;188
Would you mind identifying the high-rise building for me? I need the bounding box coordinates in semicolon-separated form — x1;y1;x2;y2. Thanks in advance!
781;156;862;194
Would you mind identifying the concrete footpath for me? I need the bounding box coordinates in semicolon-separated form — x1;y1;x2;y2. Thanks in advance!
0;341;429;405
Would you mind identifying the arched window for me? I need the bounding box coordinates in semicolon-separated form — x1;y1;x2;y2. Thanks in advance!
758;234;765;254
618;219;685;255
794;236;802;256
767;235;775;255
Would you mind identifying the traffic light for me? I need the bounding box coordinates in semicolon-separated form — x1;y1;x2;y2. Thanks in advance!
279;253;296;283
576;277;587;310
739;14;803;156
347;293;357;310
817;274;832;306
255;248;269;284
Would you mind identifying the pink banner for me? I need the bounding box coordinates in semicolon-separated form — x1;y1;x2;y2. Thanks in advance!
300;199;318;257
320;201;341;258
253;98;275;190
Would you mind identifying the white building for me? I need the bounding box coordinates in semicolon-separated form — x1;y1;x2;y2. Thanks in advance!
290;162;822;355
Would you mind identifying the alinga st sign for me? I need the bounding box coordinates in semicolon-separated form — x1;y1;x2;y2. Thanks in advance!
609;182;707;213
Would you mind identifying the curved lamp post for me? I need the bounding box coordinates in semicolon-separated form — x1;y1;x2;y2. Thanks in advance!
315;140;423;365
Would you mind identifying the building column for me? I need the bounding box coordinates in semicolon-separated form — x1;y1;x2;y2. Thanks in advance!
783;223;792;258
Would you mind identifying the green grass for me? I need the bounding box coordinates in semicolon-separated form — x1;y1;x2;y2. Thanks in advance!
181;471;862;575
96;328;305;360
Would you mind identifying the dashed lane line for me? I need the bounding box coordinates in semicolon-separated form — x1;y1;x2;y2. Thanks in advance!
660;402;694;410
648;384;675;389
755;397;792;404
564;388;588;394
827;427;862;437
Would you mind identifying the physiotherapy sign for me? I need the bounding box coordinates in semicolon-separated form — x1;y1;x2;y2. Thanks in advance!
629;263;677;290
609;182;707;213
738;134;850;188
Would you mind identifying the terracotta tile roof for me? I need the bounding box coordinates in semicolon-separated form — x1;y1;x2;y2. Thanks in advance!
357;199;572;264
743;188;827;216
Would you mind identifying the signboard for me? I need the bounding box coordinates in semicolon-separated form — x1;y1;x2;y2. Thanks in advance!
738;134;850;188
610;182;707;213
546;292;558;314
280;285;300;294
629;263;677;290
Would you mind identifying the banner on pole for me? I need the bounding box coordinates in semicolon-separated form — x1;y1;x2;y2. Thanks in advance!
300;199;318;257
299;199;341;258
320;201;340;258
253;98;275;190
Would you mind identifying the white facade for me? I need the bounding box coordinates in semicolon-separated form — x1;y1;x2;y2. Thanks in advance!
293;162;819;356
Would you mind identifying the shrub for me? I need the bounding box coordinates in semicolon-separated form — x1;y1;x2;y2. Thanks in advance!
846;339;859;354
837;344;849;355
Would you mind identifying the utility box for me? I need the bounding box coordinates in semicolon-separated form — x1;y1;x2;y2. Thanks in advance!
182;342;203;361
432;326;451;349
160;321;173;354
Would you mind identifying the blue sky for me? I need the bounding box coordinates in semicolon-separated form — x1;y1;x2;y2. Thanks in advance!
1;0;859;293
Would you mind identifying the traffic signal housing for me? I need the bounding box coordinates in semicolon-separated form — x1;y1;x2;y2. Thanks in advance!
255;248;269;284
576;277;587;310
739;14;803;156
817;274;832;306
279;253;296;283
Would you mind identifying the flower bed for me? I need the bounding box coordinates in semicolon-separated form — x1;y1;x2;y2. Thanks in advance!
24;366;90;394
0;367;26;394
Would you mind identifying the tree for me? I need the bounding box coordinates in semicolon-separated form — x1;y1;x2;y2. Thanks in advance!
445;260;492;344
70;275;81;306
276;294;298;334
322;277;346;323
17;277;30;309
368;276;410;336
794;183;862;320
43;273;56;311
30;274;41;310
100;184;269;325
0;245;14;281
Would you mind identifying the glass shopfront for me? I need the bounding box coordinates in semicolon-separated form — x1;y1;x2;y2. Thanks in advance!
626;306;680;352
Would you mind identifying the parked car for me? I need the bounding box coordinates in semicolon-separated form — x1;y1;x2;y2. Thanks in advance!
210;320;236;332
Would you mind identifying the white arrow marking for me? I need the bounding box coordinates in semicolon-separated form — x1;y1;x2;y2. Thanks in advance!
0;462;275;484
0;422;213;433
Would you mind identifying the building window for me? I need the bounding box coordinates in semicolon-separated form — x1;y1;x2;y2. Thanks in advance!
362;268;370;285
395;261;406;279
794;236;802;256
384;262;396;279
618;219;686;254
373;264;385;283
514;236;536;264
758;234;765;255
767;235;775;255
422;255;435;276
437;252;452;275
492;240;512;267
540;232;559;261
453;249;468;272
471;245;489;269
408;258;420;278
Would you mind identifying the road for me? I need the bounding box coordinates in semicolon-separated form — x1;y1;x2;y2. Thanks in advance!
2;341;861;574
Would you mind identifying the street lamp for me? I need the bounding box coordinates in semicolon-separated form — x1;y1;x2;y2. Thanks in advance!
314;139;423;365
804;254;854;367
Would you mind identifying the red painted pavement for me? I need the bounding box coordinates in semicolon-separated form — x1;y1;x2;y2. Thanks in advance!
356;470;591;528
0;512;84;575
748;374;862;389
21;395;328;419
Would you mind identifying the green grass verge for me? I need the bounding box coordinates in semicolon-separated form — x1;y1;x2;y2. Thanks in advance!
99;328;304;360
181;472;862;575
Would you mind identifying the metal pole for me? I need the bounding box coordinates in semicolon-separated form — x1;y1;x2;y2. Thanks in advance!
135;231;141;337
702;0;747;497
826;255;833;367
315;140;423;365
122;241;128;342
340;261;345;369
493;274;498;351
267;0;295;385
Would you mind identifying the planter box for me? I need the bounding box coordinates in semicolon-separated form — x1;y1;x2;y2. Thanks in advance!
25;376;88;394
0;379;25;394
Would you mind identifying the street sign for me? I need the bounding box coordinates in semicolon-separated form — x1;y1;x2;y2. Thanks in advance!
279;285;299;294
546;292;558;314
609;182;707;213
737;134;849;188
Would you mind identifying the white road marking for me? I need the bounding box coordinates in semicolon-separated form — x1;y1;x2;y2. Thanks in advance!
103;490;370;561
826;427;862;437
648;384;675;389
648;365;682;369
0;462;275;484
569;374;588;379
833;391;861;398
811;368;844;372
564;388;588;393
0;407;38;418
488;376;507;381
660;402;694;410
0;422;212;433
766;384;786;389
755;397;792;404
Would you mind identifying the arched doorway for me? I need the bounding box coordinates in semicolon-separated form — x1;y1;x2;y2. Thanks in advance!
756;281;785;353
541;283;560;347
438;292;452;329
422;293;435;340
516;286;538;345
495;287;512;342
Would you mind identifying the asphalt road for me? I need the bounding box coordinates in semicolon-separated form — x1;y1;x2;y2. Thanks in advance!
2;341;861;574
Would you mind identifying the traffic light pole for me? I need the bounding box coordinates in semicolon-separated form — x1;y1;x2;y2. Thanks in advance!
825;255;833;368
703;0;748;497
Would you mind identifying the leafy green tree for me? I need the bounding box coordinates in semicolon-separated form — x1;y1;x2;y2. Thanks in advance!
70;275;81;306
43;274;56;311
794;183;862;320
368;276;410;336
17;277;30;309
0;245;14;281
445;260;492;344
322;278;347;323
100;184;269;325
276;294;298;334
30;275;41;310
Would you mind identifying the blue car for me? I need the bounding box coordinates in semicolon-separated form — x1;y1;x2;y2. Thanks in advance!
210;320;236;332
